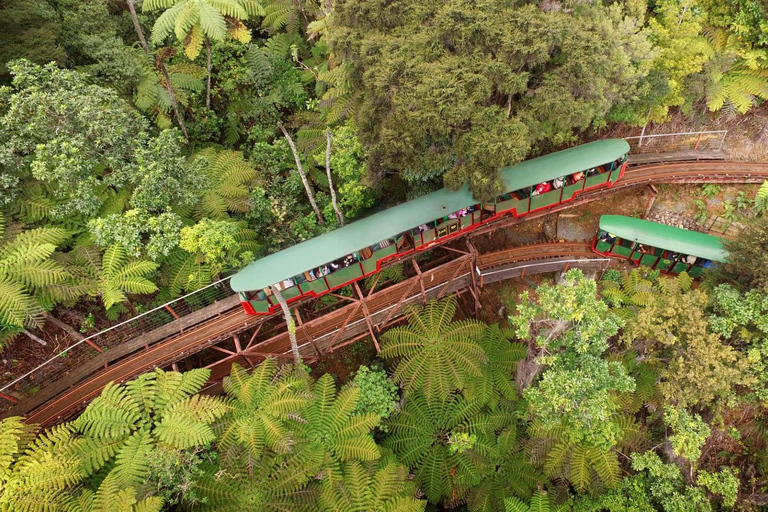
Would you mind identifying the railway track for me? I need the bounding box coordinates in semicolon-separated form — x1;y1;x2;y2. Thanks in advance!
7;160;768;428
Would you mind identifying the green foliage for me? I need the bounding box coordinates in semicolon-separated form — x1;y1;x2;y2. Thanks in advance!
0;420;84;512
528;419;626;495
128;129;208;212
697;467;739;508
755;180;768;213
143;445;213;507
629;451;712;512
179;218;257;277
74;368;228;491
381;297;486;402
193;148;257;220
665;407;711;464
511;269;632;448
352;365;399;428
328;0;654;198
0;60;149;216
144;0;259;60
504;491;554;512
613;271;750;409
299;373;381;483
0;0;66;82
89;209;183;261
219;359;310;462
320;125;376;220
318;456;426;512
384;391;489;504
465;324;526;409
0;214;71;347
62;243;159;311
701;184;722;199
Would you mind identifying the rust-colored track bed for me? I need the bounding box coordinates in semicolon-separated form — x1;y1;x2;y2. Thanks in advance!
7;160;768;428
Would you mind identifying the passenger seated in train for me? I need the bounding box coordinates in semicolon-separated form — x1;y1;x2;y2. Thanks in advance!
569;171;585;184
532;181;551;196
680;254;697;265
599;230;617;244
553;176;565;189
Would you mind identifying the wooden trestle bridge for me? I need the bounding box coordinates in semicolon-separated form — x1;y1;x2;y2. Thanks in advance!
5;159;768;428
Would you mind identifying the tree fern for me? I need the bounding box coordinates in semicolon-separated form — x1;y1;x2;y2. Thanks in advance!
66;472;163;512
192;449;319;511
218;359;310;463
702;29;768;114
381;297;486;401
145;0;257;59
298;374;381;485
0;422;83;512
364;263;406;290
465;324;525;409
318;456;426;511
384;391;490;504
61;242;158;311
504;491;554;512
0;214;71;347
755;180;768;212
193;148;257;220
73;368;228;490
528;419;624;495
466;426;545;512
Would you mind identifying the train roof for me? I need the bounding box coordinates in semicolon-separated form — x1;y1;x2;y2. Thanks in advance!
231;139;630;293
598;215;729;263
499;138;629;192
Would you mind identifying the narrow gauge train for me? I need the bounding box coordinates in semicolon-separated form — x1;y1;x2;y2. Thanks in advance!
231;139;630;315
592;215;728;277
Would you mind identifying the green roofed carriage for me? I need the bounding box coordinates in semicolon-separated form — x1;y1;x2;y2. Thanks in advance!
232;139;630;315
593;215;728;277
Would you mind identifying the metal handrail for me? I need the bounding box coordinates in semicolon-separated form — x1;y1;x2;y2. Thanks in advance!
0;276;233;395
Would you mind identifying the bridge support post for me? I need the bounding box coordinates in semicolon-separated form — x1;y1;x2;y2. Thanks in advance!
354;282;380;353
466;242;481;318
295;309;321;356
412;260;427;306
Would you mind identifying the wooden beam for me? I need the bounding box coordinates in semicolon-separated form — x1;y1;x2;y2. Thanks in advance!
233;334;242;354
328;292;356;303
295;308;321;356
245;323;263;350
328;302;362;353
366;271;382;298
437;257;467;299
378;278;419;331
354;282;380;353
440;245;469;256
210;345;235;356
412;259;427;306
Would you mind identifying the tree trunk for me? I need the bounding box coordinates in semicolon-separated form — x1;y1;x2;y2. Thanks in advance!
325;128;345;226
270;286;301;366
205;35;212;110
278;121;325;225
44;314;84;342
24;329;47;346
126;0;189;143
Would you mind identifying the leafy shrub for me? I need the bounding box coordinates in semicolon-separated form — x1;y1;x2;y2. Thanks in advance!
352;365;399;430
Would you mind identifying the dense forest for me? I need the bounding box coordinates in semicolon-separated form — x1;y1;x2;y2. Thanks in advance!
1;0;768;510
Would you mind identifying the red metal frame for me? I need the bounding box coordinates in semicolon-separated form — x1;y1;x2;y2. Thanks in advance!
244;159;628;316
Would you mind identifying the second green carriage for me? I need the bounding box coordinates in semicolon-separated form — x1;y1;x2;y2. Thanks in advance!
592;215;728;277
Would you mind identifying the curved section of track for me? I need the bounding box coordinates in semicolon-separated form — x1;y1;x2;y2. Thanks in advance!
9;160;768;427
